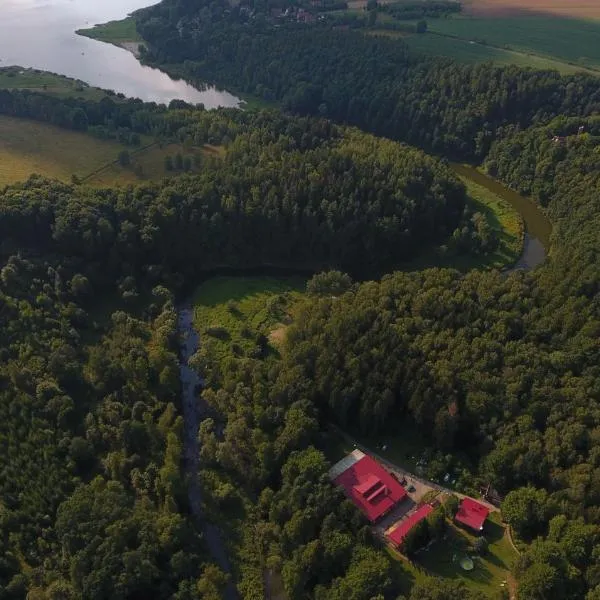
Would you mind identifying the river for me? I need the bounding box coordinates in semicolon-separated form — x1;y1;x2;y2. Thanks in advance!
178;305;237;599
451;164;552;270
0;0;240;106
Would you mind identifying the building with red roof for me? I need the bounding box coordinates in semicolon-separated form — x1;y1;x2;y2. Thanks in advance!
332;452;407;522
387;504;433;547
455;498;490;532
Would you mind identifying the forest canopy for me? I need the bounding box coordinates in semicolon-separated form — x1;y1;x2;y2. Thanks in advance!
0;1;600;596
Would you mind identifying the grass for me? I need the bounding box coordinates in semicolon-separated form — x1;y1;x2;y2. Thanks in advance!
392;516;518;596
405;32;594;74
400;166;525;273
0;66;114;101
460;174;524;268
0;113;223;187
77;17;142;45
86;143;221;186
0;115;130;186
191;276;306;365
424;14;600;72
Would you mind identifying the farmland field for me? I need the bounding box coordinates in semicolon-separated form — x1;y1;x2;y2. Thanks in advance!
0;114;220;187
0;115;129;186
86;143;218;186
427;15;600;70
404;33;593;73
463;0;600;19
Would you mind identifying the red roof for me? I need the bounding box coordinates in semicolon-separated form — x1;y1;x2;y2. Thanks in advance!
334;455;406;522
387;504;433;546
455;498;490;531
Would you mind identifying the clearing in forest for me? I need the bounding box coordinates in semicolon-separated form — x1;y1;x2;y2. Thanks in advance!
391;512;518;596
0;114;220;187
0;115;128;186
192;276;306;365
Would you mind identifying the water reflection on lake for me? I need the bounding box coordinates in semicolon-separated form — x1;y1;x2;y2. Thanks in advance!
0;0;241;106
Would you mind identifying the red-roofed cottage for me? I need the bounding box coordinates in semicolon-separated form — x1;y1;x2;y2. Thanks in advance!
455;498;490;532
387;504;433;547
333;454;407;522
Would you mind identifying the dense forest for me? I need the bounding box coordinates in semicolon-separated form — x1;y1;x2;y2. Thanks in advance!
0;95;474;598
136;0;600;159
1;1;600;597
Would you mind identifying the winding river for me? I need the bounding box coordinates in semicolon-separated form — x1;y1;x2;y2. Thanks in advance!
0;0;240;106
452;164;552;270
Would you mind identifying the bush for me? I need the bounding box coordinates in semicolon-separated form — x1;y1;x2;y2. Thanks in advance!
443;494;460;517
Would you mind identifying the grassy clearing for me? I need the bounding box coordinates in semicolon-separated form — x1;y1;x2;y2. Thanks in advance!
192;276;306;365
86;143;220;186
0;67;112;101
0;115;129;186
0;114;224;188
460;175;524;268
427;15;600;71
390;516;518;597
402;189;523;272
77;17;142;45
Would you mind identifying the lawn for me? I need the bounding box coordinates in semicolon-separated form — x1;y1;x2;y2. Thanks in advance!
427;14;600;71
0;115;130;186
77;17;142;45
0;66;112;101
390;514;518;597
191;276;306;365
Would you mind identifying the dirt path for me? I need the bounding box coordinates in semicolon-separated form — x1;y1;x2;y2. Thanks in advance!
178;305;237;600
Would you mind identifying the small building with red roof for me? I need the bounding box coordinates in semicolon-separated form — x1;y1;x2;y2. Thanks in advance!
387;504;433;547
330;450;407;522
455;497;490;533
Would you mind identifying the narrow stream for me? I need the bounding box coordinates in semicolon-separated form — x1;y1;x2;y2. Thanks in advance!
178;305;237;599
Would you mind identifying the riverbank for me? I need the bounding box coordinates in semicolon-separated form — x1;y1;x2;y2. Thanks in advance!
77;17;145;57
452;164;552;270
0;66;112;101
177;305;237;599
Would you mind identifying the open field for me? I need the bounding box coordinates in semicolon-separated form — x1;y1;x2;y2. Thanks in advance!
464;0;600;19
427;15;600;70
192;276;306;365
405;33;596;74
0;67;114;101
0;114;221;187
0;115;129;187
86;142;218;186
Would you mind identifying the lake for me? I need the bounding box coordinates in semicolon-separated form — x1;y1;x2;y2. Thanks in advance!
0;0;241;106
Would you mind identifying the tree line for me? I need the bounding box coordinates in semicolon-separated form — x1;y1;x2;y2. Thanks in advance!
135;0;600;160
